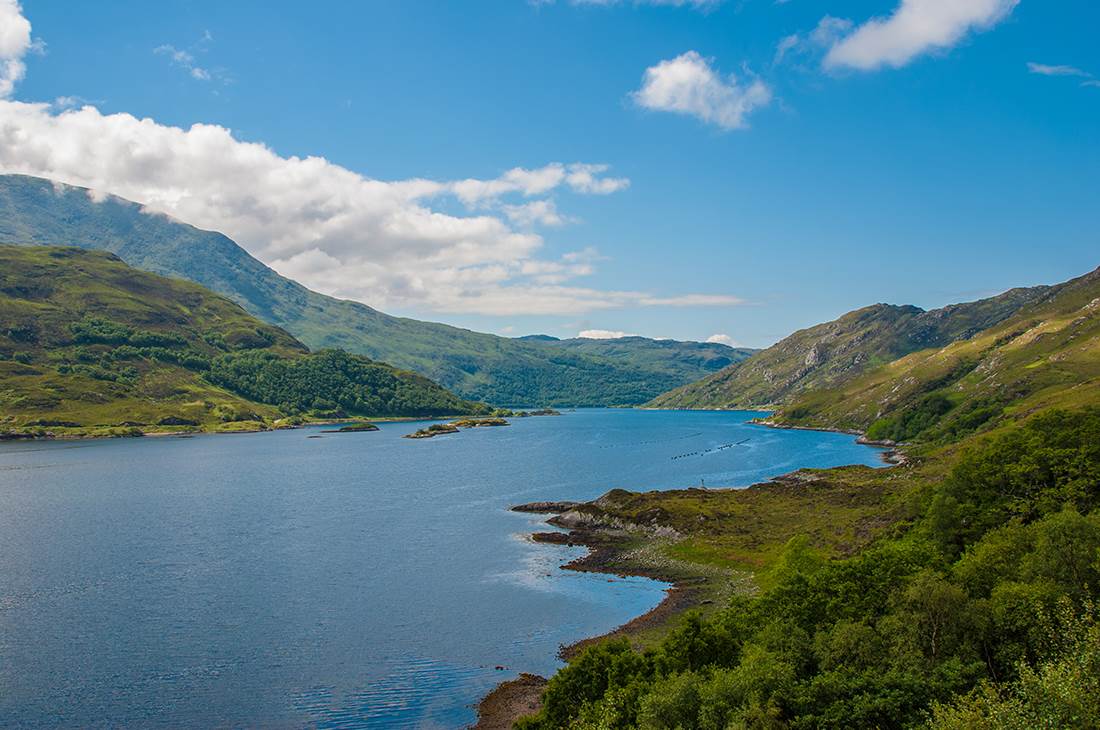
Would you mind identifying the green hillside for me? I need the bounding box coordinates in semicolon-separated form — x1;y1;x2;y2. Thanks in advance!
0;245;485;437
773;264;1100;442
648;288;1048;410
515;265;1100;728
0;174;752;406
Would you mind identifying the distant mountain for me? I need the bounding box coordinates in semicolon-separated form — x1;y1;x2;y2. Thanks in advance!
772;264;1100;442
0;245;486;436
0;174;753;407
548;334;753;380
648;287;1049;410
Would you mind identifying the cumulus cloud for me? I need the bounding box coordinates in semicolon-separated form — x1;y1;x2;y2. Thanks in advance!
0;2;744;318
0;100;746;316
502;199;569;227
578;329;639;339
823;0;1019;71
705;333;741;347
632;51;771;130
0;0;33;98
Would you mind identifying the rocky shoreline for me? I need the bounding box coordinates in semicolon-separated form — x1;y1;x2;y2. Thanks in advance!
472;499;735;729
474;429;904;728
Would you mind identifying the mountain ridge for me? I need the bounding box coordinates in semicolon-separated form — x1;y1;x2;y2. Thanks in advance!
647;285;1051;410
0;174;752;406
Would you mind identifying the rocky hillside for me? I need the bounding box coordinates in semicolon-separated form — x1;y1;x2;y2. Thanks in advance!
0;245;485;437
772;264;1100;442
0;174;752;406
647;286;1049;410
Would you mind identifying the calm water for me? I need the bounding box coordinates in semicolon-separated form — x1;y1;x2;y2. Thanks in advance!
0;409;885;728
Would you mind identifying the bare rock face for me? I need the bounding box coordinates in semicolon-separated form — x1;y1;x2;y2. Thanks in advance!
804;343;825;368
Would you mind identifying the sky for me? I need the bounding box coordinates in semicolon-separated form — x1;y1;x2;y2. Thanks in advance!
1;0;1098;348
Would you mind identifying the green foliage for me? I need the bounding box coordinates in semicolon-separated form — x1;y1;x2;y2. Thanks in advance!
0;245;484;434
928;603;1100;729
934;408;1100;545
520;409;1100;730
205;349;487;418
866;393;954;442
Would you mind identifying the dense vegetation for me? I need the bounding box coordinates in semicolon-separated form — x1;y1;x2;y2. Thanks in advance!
518;409;1100;729
0;174;752;406
0;246;484;436
205;349;486;418
648;289;1048;411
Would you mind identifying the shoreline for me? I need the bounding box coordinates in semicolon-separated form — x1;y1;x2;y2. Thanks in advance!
474;425;904;728
473;504;746;729
0;414;478;444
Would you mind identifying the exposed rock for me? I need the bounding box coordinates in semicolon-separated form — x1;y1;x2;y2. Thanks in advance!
511;501;580;513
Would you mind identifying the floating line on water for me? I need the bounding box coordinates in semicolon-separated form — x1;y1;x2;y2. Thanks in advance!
671;438;750;460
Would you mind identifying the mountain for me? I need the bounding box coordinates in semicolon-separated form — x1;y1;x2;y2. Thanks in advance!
0;245;485;437
647;286;1049;410
0;174;753;406
546;335;753;376
773;264;1100;442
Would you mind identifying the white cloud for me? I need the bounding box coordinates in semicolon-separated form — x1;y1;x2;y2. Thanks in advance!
773;17;853;67
0;1;743;319
1026;62;1100;90
0;0;32;98
705;333;741;347
774;34;800;65
502;199;569;227
1026;62;1091;78
154;44;213;82
449;162;627;206
154;31;226;83
0;100;745;317
632;51;771;131
823;0;1019;72
578;329;639;339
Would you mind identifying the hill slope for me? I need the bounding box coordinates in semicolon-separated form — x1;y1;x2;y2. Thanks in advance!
648;287;1048;410
0;174;752;406
773;264;1100;442
0;245;485;436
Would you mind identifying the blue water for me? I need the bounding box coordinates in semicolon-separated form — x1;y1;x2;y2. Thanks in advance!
0;409;885;728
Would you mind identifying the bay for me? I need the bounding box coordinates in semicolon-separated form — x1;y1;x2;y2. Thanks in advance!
0;409;886;728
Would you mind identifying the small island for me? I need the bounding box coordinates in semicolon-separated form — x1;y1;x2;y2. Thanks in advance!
497;408;561;418
404;423;461;439
451;417;509;428
405;416;515;438
322;422;379;433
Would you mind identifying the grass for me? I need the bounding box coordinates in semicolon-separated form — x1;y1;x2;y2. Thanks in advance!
0;245;485;437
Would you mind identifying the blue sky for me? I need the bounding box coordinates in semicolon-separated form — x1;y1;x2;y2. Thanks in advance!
3;0;1099;347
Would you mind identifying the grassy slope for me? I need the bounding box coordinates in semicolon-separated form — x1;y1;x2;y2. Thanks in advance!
548;263;1100;627
0;245;482;436
648;287;1048;410
773;265;1100;441
0;174;752;406
569;266;1100;593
